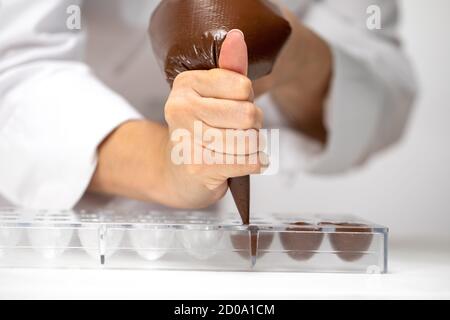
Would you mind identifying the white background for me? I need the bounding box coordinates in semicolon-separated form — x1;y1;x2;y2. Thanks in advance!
0;0;449;300
244;0;450;244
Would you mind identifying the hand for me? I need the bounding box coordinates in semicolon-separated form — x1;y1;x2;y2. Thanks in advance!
89;30;267;209
162;30;266;208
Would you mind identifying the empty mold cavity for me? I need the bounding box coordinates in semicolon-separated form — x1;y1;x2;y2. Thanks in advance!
78;228;125;259
179;227;224;260
27;228;74;259
129;227;175;261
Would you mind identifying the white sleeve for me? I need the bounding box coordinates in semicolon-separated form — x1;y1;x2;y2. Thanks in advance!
288;0;417;174
0;0;143;209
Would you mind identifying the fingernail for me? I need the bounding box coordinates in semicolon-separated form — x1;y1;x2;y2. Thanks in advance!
228;29;245;39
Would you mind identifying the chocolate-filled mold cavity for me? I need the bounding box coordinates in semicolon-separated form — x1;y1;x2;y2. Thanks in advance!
27;228;74;259
280;222;324;261
326;223;374;262
149;0;292;84
179;228;224;260
230;229;274;259
129;227;175;261
78;228;124;259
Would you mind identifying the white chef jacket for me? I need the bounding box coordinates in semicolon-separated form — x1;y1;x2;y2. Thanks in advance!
0;0;416;210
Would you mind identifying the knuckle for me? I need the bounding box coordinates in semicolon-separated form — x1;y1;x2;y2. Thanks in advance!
165;93;197;122
172;72;188;88
164;103;176;122
237;76;253;99
241;103;258;127
207;68;222;80
173;71;196;88
165;97;182;121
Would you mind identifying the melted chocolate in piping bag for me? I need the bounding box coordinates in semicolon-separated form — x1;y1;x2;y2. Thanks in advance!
149;0;292;84
149;0;291;225
228;176;250;225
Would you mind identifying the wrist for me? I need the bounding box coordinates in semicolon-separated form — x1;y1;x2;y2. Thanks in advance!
89;120;173;204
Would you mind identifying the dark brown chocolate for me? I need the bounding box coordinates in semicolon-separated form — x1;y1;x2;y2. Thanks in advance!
230;228;274;260
279;222;324;261
149;0;291;225
327;223;374;262
228;176;250;225
149;0;292;84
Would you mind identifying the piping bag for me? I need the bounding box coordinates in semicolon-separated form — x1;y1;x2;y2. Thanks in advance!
149;0;291;264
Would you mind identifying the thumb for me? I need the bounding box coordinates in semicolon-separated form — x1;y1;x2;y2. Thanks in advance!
218;29;248;76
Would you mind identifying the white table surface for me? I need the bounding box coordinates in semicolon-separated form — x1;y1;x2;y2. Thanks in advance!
0;240;449;300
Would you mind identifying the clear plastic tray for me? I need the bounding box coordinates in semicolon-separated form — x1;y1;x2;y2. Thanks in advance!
0;208;388;273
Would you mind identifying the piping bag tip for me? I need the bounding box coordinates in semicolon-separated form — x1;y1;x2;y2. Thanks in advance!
251;255;257;268
229;176;254;267
228;176;250;225
249;225;258;268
